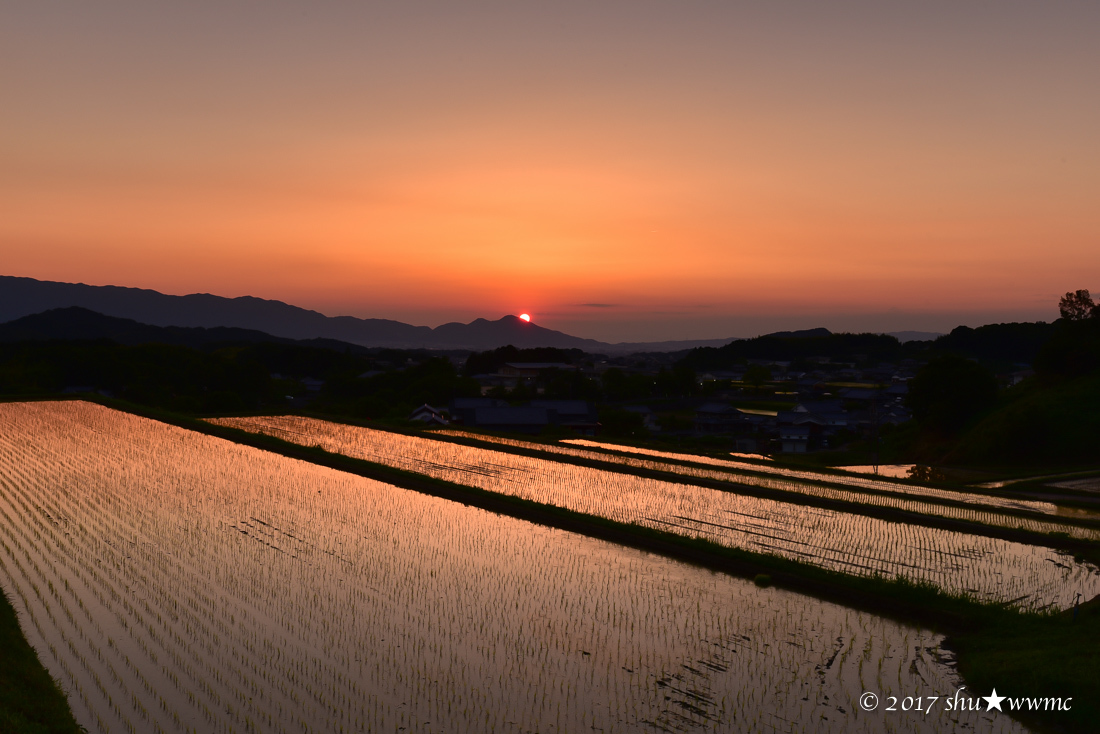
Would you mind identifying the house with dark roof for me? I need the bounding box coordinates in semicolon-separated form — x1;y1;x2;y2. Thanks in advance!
449;398;508;424
694;402;746;434
469;406;553;434
530;400;600;434
454;399;600;435
409;404;449;426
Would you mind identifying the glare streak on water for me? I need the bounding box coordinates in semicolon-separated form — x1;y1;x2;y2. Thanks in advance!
0;401;1028;733
212;416;1100;609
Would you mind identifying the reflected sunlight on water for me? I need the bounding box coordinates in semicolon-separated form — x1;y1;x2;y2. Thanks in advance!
840;465;917;479
213;416;1100;608
0;401;1030;733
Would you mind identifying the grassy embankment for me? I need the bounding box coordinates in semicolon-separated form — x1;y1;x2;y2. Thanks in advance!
0;591;83;734
944;372;1100;471
3;394;1099;732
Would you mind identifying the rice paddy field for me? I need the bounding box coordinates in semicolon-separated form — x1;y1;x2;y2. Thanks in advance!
212;415;1100;609
474;435;1067;517
0;401;1030;732
434;432;1100;538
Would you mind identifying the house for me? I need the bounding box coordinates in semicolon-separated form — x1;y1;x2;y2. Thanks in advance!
779;425;812;453
694;403;747;434
452;399;600;434
530;400;600;434
776;410;826;427
449;398;508;424
838;387;882;403
624;405;661;432
790;401;848;431
470;373;518;393
409;404;449;426
469;406;552;434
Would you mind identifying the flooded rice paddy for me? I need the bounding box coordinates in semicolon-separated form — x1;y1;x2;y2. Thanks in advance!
0;401;1028;733
838;465;918;479
213;416;1100;609
559;440;1061;516
432;432;1100;541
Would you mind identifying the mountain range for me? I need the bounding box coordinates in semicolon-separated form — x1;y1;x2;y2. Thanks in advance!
0;306;379;353
0;276;940;351
0;276;741;353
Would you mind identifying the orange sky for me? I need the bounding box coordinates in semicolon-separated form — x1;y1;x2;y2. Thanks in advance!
2;3;1098;341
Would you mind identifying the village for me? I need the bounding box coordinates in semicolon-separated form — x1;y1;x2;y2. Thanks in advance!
405;354;924;455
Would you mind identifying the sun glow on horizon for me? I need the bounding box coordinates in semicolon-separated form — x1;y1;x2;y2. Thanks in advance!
519;313;531;322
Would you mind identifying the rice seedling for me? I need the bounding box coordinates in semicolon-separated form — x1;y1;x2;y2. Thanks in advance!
447;430;1085;523
213;415;1100;607
0;401;1028;732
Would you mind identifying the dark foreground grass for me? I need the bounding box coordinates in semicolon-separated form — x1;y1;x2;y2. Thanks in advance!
949;597;1100;733
0;590;83;734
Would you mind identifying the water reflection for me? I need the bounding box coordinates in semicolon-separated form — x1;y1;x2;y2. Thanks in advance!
214;415;1100;607
0;401;1026;733
840;464;917;479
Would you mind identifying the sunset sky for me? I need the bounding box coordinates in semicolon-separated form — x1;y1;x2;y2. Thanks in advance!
3;2;1098;342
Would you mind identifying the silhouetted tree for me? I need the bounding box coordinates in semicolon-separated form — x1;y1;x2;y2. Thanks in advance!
906;356;998;434
743;364;772;393
600;367;653;402
655;365;697;398
598;409;648;438
1059;289;1098;321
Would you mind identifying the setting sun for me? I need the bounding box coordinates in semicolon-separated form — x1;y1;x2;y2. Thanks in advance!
519;313;531;322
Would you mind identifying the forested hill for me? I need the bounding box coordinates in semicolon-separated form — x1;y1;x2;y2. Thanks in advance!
678;322;1058;371
679;330;907;370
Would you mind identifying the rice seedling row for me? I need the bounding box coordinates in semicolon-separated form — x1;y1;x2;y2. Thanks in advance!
213;416;1100;608
0;401;1024;733
560;439;1072;514
430;431;1100;541
444;430;1066;517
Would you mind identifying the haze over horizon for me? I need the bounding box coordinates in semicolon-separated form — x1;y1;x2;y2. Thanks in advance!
3;3;1098;342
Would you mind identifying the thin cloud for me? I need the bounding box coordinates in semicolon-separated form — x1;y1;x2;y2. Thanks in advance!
578;303;617;308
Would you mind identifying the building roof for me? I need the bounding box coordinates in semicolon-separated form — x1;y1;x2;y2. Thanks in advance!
472;407;551;426
451;397;508;409
530;400;597;420
777;411;825;425
839;388;881;401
